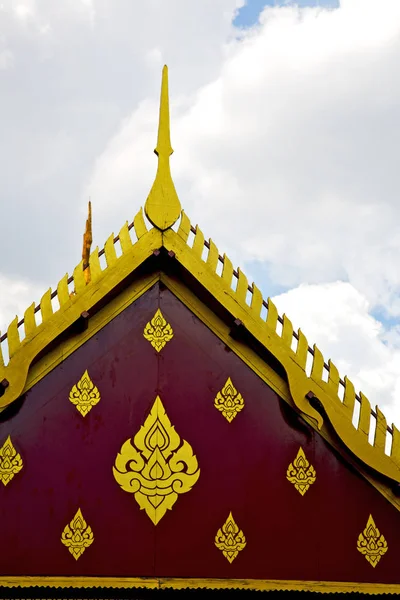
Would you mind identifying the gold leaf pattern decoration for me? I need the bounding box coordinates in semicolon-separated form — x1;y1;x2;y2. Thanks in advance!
0;436;23;486
61;508;94;560
215;512;247;563
113;396;200;525
357;514;388;567
214;377;244;423
143;309;173;352
69;370;100;417
286;447;316;496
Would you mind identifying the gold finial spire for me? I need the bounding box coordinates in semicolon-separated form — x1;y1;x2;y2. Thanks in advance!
144;65;181;231
82;200;92;283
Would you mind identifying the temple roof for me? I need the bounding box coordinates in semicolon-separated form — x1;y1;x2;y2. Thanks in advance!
1;65;400;512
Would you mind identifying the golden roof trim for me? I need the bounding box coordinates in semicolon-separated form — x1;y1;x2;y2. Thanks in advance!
1;211;399;484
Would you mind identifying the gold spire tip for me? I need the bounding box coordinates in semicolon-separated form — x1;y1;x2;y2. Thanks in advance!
144;65;181;231
82;200;92;283
155;65;173;158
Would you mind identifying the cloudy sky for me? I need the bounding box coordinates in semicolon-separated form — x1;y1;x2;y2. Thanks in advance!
1;0;400;426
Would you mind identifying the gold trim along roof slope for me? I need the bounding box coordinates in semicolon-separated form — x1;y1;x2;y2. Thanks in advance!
0;66;399;486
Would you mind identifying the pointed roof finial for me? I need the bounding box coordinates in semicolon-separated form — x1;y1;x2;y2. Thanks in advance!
144;65;181;231
82;200;92;284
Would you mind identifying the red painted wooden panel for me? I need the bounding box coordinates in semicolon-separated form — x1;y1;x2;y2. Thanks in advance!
0;282;399;585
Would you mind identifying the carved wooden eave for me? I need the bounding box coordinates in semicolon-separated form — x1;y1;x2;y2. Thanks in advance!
1;65;400;522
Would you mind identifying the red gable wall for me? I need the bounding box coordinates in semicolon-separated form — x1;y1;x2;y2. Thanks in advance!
1;282;400;585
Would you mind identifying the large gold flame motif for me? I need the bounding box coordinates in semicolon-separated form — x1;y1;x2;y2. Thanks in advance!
113;396;200;525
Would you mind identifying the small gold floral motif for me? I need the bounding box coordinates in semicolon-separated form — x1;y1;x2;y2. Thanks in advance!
215;512;246;563
61;508;94;560
143;309;173;352
214;378;244;423
69;370;100;417
113;396;199;525
286;447;316;496
357;514;388;567
0;436;23;486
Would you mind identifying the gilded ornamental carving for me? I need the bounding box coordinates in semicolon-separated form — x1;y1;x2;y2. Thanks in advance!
357;514;388;567
0;436;23;486
113;396;199;525
215;512;246;563
69;370;100;417
61;508;94;560
214;378;244;423
286;447;316;496
143;309;174;352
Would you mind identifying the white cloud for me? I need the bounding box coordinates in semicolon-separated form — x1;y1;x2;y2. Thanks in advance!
0;275;42;335
12;1;36;21
273;282;400;426
0;48;13;69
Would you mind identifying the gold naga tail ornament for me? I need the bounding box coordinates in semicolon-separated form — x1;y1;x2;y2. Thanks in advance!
82;200;93;284
144;65;181;231
113;396;199;525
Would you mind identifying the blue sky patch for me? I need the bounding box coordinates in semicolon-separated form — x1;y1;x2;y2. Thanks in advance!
243;259;290;300
371;307;400;331
234;0;340;28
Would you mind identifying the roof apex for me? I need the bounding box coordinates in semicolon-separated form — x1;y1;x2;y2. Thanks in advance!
144;65;181;231
1;67;400;504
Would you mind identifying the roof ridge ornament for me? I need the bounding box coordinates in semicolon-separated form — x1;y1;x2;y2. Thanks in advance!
144;65;181;231
82;200;92;284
